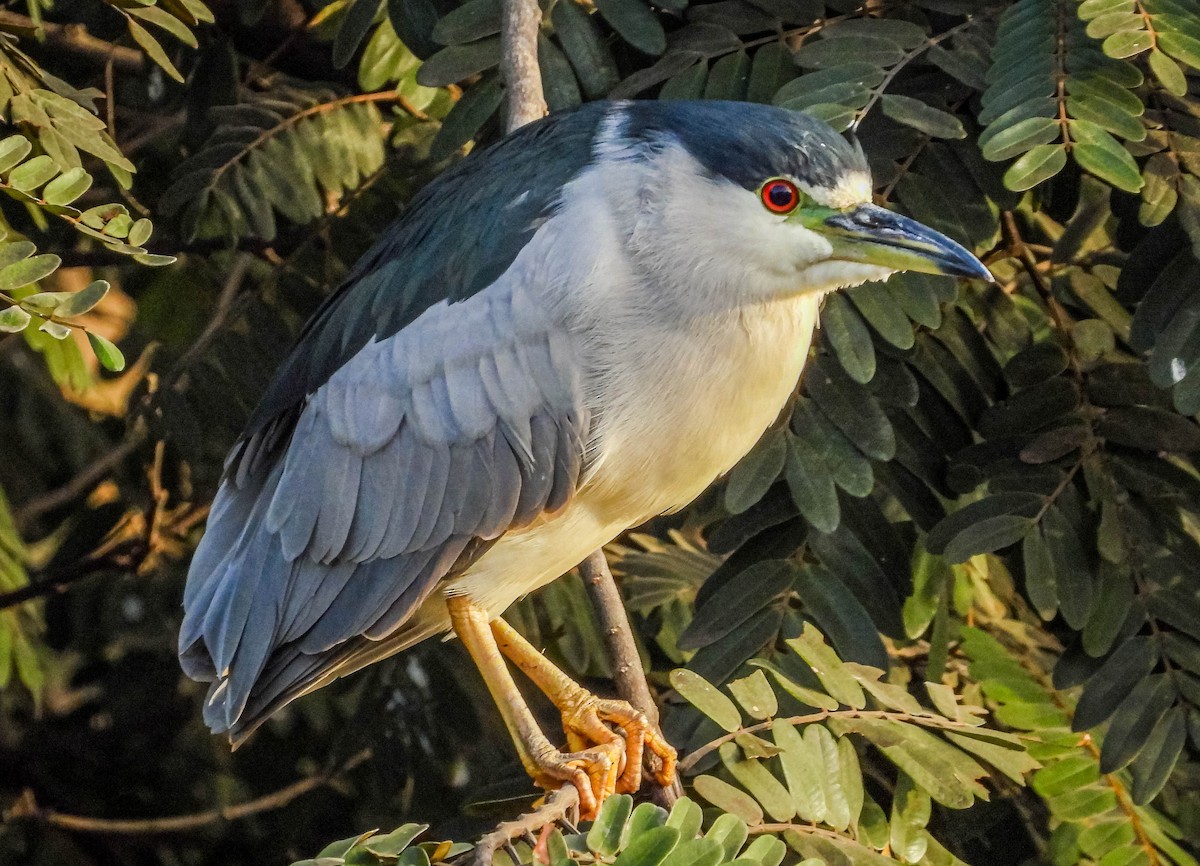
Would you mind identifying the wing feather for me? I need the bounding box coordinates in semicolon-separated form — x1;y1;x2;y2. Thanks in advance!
181;278;589;740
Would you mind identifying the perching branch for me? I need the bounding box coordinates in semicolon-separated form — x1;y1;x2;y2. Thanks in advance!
3;750;371;834
470;786;580;866
579;551;658;726
500;0;547;132
497;0;675;808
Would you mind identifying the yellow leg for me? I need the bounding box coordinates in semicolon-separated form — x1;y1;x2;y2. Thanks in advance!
447;595;623;819
491;616;677;796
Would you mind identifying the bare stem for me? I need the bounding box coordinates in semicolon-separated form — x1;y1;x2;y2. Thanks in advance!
0;11;145;70
3;750;371;834
471;786;579;866
500;0;547;132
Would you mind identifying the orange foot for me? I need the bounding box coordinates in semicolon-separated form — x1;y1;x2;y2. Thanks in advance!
561;695;677;804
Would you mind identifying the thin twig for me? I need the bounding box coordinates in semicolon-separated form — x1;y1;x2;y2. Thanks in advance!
3;749;371;834
0;539;141;610
471;786;580;866
0;11;145;70
166;252;254;386
16;433;145;526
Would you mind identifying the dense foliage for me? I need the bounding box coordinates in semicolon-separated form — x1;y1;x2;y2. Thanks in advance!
2;0;1200;864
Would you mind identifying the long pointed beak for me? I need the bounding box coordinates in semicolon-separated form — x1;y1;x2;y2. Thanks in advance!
819;204;993;281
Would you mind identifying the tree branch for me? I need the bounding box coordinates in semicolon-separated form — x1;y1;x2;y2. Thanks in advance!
470;786;579;866
3;749;371;835
500;0;547;133
0;11;145;71
16;433;146;527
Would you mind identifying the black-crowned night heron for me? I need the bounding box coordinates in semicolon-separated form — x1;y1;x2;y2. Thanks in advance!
179;99;990;815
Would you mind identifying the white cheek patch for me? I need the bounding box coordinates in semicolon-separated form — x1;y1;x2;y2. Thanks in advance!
800;169;873;210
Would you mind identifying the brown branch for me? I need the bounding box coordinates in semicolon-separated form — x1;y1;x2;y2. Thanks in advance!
16;432;146;527
0;539;140;611
500;0;546;132
470;786;580;866
580;551;680;808
0;11;145;70
165;252;254;386
580;551;658;726
4;749;372;835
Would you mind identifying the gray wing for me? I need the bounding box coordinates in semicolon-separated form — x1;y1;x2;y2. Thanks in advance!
178;277;588;741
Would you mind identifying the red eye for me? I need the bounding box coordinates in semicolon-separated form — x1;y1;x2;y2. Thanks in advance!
761;179;799;214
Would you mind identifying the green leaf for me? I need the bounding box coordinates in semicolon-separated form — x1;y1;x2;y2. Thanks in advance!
362;825;427;857
669;669;742;732
728;670;778;720
792;565;888;670
719;741;795;821
821;291;875;383
751;660;840;711
1159;29;1200;69
1147;48;1188;95
746;42;797;104
704;50;750;101
810;724;851;830
1003;143;1067;191
881;95;965;139
0;135;32;173
706;812;749;863
660;838;724;866
416;37;502;87
126;218;153;248
725;432;787;514
86;331;126;372
786;623;866;708
793;35;905;69
1023;527;1058;620
594;0;666;56
981;116;1061;162
1103;28;1153;57
432;0;500;45
0;304;31;333
665;797;703;841
679;561;793;650
694;775;763;826
1098;406;1200;451
784;433;839;532
771;720;828;822
612;826;680;866
41;166;92;205
55;280;110;318
1074;636;1157;730
7;154;59;192
1070;120;1144;192
1099;673;1175;773
742;835;787;866
429;77;503;160
551;0;620;99
587;794;633;857
0;253;61;291
127;17;184;82
1032;755;1099;799
926;494;1043;557
1130;705;1186;805
889;774;931;864
805;355;894;461
827;716;989;808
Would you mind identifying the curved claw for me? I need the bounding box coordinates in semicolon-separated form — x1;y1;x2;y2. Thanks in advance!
561;696;678;796
527;739;624;820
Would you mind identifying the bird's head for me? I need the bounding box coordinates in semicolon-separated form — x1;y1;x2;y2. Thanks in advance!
593;101;991;304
